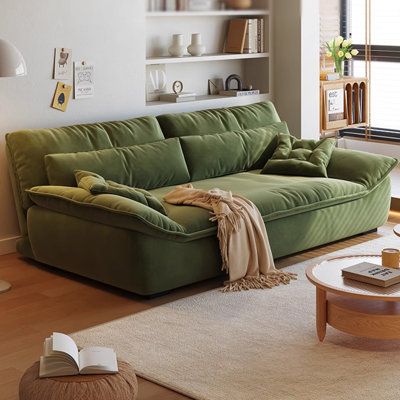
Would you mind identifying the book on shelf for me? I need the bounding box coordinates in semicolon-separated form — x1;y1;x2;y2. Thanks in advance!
225;18;265;54
243;19;256;54
342;262;400;288
257;18;264;53
220;89;260;97
147;0;220;12
159;92;196;102
225;19;248;53
39;332;118;378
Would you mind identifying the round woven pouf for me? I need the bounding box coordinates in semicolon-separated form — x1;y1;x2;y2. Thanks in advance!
19;360;138;400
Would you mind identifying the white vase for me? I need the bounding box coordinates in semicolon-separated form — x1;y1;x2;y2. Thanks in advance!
187;33;206;57
168;34;186;58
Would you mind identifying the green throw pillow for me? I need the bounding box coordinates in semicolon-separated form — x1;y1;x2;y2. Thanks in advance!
75;170;167;215
262;134;336;177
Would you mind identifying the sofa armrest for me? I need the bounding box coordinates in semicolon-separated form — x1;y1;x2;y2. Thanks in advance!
26;186;185;238
327;148;398;189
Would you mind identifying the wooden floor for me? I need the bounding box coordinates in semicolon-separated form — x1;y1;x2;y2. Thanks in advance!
1;212;399;400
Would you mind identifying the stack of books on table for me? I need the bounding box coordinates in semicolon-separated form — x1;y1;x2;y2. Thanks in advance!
159;92;196;103
342;262;400;288
225;18;265;54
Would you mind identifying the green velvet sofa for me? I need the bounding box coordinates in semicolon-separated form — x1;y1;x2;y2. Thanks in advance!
6;102;397;295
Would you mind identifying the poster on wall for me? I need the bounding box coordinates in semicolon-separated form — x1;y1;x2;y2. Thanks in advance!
53;48;73;80
146;65;167;102
51;82;72;112
74;62;95;99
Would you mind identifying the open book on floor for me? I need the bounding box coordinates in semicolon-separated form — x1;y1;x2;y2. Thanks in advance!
39;332;118;378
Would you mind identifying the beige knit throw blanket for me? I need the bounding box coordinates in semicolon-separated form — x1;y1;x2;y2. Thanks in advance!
164;184;297;292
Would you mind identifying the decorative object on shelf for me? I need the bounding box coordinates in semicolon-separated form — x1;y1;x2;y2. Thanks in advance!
325;36;359;78
208;78;224;95
74;61;95;99
168;34;186;57
173;80;184;94
0;38;27;294
224;0;252;9
160;82;196;103
320;72;340;81
187;33;206;56
51;82;72;112
146;64;167;101
219;74;259;96
225;74;243;91
53;48;72;80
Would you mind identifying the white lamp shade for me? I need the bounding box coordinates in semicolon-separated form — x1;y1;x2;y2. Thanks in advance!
0;38;27;77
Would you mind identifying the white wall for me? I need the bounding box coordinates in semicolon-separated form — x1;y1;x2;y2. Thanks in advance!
0;0;146;252
273;0;320;139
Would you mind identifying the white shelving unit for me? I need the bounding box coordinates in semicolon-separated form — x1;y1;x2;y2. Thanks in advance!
146;10;269;17
146;52;269;65
145;0;272;110
146;93;272;108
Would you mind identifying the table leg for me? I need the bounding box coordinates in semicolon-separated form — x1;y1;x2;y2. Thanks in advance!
316;287;327;342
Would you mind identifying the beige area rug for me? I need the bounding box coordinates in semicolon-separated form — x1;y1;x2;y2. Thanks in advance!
73;235;400;400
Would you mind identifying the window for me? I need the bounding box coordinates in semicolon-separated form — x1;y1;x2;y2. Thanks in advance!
341;0;400;140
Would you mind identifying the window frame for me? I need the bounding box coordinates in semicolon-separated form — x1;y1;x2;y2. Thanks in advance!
339;0;400;138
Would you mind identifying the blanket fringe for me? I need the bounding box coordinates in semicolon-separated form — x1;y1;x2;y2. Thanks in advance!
222;271;297;292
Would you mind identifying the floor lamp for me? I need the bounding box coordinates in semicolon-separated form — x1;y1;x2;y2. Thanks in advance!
0;38;27;293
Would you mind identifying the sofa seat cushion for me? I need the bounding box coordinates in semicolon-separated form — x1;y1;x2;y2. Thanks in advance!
150;171;368;234
27;186;184;237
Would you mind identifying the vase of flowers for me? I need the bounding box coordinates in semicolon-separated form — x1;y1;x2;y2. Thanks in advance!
325;36;359;77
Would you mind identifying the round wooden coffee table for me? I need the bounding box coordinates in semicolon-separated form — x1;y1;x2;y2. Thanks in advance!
306;255;400;342
394;224;400;238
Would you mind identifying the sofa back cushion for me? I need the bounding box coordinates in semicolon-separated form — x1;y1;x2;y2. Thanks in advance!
229;101;281;130
99;116;164;147
45;138;190;190
157;101;281;138
157;108;240;138
180;122;289;181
